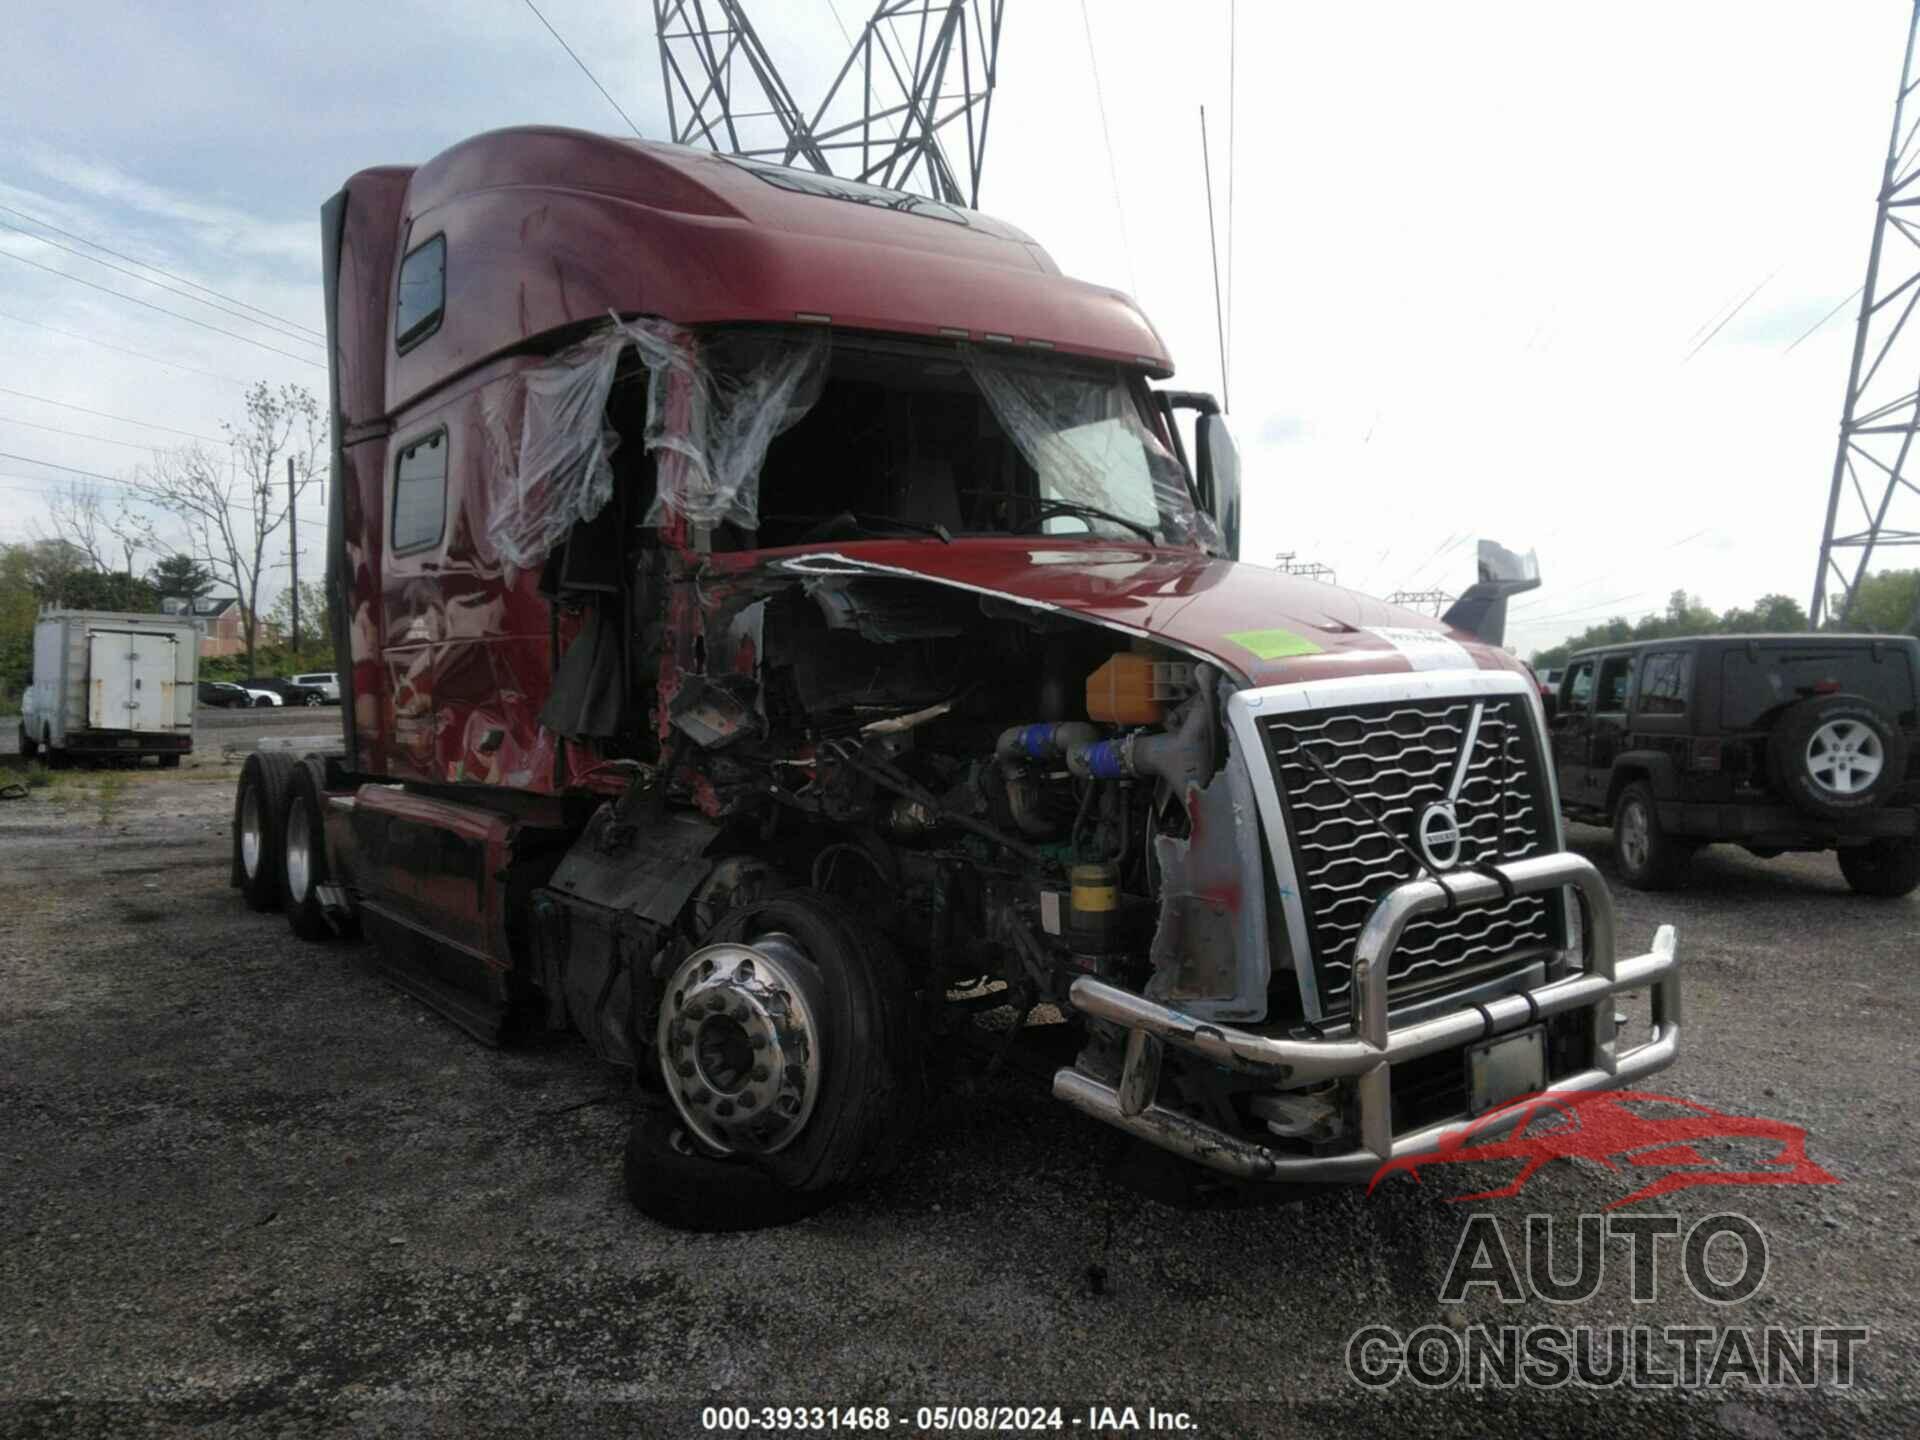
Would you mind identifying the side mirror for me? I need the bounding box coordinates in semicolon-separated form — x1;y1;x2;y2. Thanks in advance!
1195;413;1241;561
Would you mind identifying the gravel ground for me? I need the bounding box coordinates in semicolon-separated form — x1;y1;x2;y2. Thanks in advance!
1;716;1916;1437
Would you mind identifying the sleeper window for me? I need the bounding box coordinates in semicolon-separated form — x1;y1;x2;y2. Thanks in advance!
392;432;448;554
395;234;445;351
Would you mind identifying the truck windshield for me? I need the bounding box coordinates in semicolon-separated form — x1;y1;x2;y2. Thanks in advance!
747;338;1213;551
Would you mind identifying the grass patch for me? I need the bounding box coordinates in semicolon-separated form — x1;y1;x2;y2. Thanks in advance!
0;761;61;795
93;769;130;827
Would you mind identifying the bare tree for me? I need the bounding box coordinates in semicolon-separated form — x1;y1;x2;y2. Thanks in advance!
39;480;161;577
131;382;323;675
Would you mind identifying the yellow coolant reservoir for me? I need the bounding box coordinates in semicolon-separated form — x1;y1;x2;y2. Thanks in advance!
1086;652;1186;725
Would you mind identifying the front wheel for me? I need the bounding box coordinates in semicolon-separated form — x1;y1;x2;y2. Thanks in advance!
303;693;323;707
1612;781;1689;891
625;889;923;1231
1837;837;1920;898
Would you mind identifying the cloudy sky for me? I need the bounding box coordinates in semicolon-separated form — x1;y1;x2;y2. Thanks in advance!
1;1;1914;657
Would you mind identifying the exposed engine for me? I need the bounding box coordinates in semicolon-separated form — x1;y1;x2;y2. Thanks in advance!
658;574;1232;1032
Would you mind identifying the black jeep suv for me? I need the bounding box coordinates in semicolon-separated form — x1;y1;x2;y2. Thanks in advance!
1549;633;1920;895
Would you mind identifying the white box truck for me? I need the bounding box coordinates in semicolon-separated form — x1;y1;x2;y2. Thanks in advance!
18;609;198;767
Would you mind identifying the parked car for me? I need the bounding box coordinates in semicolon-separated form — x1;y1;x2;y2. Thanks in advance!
198;680;253;709
1536;666;1563;699
289;671;341;704
1549;633;1920;894
240;677;327;707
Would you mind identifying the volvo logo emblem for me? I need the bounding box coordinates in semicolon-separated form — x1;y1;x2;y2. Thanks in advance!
1415;801;1463;871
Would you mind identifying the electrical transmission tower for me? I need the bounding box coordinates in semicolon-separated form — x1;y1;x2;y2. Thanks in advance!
653;1;1004;208
1388;588;1455;617
1274;552;1336;586
1812;0;1920;628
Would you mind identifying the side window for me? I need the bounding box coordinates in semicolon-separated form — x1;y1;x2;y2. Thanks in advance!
392;431;448;554
395;234;445;352
1596;655;1632;712
1638;651;1691;716
1564;661;1596;710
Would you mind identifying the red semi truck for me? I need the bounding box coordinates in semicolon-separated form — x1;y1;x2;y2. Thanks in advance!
233;126;1682;1228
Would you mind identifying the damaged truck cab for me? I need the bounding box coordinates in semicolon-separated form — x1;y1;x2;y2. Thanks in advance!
239;126;1681;1227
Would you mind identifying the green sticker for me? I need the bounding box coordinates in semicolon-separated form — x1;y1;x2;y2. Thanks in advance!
1226;627;1323;661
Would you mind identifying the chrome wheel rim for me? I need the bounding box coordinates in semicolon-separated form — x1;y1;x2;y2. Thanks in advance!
657;933;821;1157
285;794;312;902
1619;800;1650;871
1807;720;1883;795
240;785;263;878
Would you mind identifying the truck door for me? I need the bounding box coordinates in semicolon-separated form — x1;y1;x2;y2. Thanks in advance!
126;632;178;732
1552;658;1599;804
87;630;178;732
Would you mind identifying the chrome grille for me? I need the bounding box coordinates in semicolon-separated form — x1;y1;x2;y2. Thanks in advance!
1261;695;1557;1011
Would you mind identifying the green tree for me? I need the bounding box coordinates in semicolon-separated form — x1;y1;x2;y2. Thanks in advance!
148;553;215;601
1843;569;1920;637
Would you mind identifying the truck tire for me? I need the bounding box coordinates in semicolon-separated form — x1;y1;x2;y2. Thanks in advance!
232;751;296;911
625;889;923;1231
157;753;181;770
1612;781;1689;891
18;724;37;760
283;758;351;940
1769;695;1906;822
1837;836;1920;898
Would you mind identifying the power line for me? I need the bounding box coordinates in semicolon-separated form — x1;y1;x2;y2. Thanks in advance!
1680;269;1777;365
521;0;644;138
0;201;322;337
0;216;323;347
0;415;179;453
0;306;249;385
0;471;329;523
0;386;225;444
0;248;325;369
1784;286;1863;355
1079;0;1138;300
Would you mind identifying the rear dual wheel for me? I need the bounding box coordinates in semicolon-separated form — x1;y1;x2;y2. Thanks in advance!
283;758;352;940
232;752;295;909
624;889;922;1232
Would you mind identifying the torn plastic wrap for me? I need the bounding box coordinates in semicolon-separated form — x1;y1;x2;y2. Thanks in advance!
481;326;626;571
641;324;829;532
963;348;1221;552
481;316;830;569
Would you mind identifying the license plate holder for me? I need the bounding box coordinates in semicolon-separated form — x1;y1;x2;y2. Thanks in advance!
1466;1026;1545;1115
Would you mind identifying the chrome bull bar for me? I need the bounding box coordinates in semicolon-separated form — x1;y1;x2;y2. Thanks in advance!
1052;852;1682;1182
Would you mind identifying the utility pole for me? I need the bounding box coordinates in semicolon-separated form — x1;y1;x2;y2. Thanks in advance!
288;454;299;651
1811;0;1920;628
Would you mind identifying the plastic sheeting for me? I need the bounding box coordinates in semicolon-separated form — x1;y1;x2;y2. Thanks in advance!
963;348;1221;552
481;315;829;568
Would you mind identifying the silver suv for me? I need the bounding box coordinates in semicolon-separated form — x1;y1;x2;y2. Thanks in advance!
289;671;340;704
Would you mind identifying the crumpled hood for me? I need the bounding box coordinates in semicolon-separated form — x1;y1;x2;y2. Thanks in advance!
726;537;1523;689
